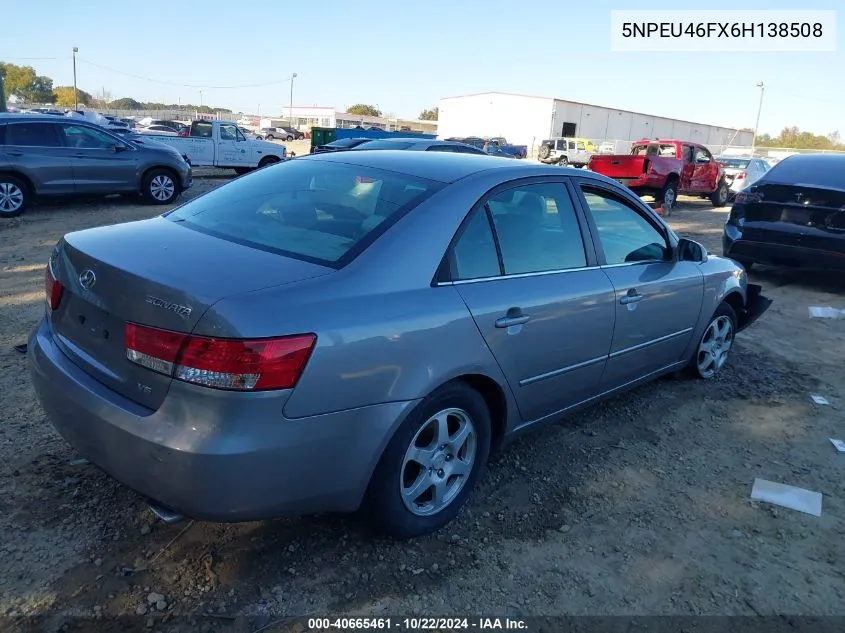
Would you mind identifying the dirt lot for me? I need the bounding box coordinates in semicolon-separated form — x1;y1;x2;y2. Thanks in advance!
2;176;845;628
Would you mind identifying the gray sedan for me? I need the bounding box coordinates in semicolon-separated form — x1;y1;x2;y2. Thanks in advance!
28;151;770;537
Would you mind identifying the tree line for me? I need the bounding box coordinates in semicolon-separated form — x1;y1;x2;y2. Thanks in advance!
0;61;231;113
756;127;844;151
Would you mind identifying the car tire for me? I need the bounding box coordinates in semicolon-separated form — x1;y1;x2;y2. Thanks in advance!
266;135;275;141
142;169;179;205
366;381;492;539
558;156;569;166
286;135;294;141
659;180;678;207
0;175;30;218
686;302;737;380
711;180;729;207
233;167;251;175
258;156;281;169
538;145;551;160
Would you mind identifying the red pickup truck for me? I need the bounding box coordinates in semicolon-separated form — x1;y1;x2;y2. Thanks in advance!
588;139;729;208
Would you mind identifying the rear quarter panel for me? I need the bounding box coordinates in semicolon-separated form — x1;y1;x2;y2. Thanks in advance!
198;276;514;421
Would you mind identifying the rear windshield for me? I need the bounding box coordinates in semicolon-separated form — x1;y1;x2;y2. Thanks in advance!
165;158;443;267
718;158;750;169
764;156;845;190
356;140;414;150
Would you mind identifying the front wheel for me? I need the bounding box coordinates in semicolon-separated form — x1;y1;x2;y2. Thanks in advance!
558;156;569;166
367;382;491;538
142;169;179;205
234;167;251;175
258;156;281;168
711;181;729;207
688;303;737;379
265;135;275;141
286;135;294;141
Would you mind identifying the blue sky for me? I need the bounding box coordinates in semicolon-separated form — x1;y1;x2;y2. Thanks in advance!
1;0;841;136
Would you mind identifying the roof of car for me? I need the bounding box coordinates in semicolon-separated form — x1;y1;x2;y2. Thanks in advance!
301;148;593;183
0;113;84;124
776;153;845;166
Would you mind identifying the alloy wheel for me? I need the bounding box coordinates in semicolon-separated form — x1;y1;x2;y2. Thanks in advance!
150;175;175;202
0;182;24;214
697;315;734;378
400;407;477;517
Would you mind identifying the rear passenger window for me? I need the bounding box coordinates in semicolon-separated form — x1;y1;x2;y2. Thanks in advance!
6;123;61;147
488;183;587;275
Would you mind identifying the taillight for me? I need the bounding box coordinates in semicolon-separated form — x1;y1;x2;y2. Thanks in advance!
736;171;746;180
124;323;316;391
45;265;64;311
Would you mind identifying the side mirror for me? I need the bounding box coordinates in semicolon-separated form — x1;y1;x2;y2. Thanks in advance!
677;237;707;263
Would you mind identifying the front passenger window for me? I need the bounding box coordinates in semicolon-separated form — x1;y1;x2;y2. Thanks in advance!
580;187;671;265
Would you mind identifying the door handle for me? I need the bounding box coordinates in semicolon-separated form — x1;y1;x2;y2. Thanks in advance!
495;313;532;328
620;290;643;305
6;151;23;157
74;153;86;158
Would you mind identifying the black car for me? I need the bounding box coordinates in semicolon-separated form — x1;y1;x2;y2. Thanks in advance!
723;153;845;272
311;137;372;153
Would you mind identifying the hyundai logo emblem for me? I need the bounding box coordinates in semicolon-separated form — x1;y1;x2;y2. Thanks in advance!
78;269;97;289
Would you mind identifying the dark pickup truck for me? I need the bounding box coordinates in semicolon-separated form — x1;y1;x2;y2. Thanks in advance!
588;139;729;208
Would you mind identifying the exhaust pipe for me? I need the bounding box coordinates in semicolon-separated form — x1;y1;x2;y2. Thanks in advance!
148;502;185;524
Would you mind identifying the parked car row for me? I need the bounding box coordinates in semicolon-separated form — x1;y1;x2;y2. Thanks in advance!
311;137;494;155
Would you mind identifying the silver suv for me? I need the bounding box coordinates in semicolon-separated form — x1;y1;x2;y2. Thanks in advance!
538;137;592;167
0;114;193;217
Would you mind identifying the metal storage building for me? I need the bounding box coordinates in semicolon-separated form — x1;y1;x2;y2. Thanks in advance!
437;91;753;155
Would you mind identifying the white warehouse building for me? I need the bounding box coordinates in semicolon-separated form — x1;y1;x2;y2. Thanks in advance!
438;91;753;154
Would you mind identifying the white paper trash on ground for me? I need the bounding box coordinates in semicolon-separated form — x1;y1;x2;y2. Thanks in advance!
809;306;845;319
811;394;830;405
751;478;822;517
830;439;845;453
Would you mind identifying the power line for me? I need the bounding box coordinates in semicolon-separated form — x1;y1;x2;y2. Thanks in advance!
75;57;294;90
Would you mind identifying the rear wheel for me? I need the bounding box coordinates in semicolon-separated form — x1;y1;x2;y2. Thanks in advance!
0;175;29;217
142;169;179;205
265;134;275;141
711;180;729;207
687;303;737;379
286;135;294;141
367;382;491;538
659;179;678;207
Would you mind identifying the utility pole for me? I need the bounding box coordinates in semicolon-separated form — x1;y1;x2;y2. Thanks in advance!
72;47;79;109
751;81;764;155
289;72;297;127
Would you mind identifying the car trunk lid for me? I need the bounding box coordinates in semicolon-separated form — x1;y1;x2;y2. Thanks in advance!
48;217;331;410
738;181;845;251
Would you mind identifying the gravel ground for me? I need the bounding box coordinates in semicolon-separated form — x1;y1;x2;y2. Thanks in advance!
2;179;845;628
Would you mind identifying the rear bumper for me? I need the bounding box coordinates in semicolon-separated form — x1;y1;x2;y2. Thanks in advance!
723;228;845;272
28;318;416;522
